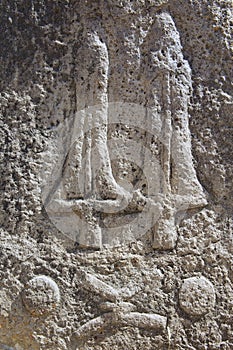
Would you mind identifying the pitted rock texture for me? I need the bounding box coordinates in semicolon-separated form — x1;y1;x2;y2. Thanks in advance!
0;1;232;349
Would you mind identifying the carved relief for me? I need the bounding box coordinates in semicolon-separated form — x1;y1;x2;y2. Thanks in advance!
21;275;60;316
179;276;216;316
73;271;167;345
42;10;207;250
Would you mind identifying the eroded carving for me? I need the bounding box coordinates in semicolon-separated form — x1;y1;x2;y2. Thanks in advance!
75;311;167;343
179;276;216;316
22;275;60;316
42;10;207;250
73;271;167;344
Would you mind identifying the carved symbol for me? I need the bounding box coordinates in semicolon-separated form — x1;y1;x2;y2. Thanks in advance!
73;271;167;345
179;276;216;316
21;275;60;316
41;12;207;250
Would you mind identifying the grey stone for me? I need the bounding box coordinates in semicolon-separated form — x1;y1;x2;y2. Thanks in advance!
0;1;232;349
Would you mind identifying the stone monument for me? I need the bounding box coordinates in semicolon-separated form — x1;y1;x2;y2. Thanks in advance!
0;0;232;349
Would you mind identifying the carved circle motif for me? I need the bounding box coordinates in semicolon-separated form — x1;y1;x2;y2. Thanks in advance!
22;275;60;316
179;276;216;316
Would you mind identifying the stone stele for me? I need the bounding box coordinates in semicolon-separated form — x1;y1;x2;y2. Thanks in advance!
0;0;232;349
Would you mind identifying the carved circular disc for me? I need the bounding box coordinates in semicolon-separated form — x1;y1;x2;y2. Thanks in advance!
22;275;60;316
179;276;215;316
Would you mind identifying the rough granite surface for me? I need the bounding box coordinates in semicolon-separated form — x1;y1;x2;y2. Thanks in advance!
0;1;232;349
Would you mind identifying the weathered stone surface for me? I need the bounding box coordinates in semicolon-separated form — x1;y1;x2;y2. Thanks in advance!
0;0;232;349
